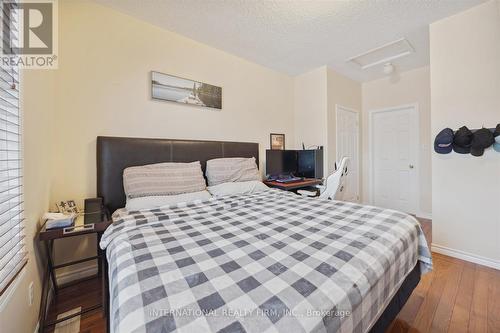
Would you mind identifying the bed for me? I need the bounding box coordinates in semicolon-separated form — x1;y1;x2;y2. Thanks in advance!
96;136;432;333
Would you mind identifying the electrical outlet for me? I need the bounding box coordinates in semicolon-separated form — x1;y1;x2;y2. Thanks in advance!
28;281;34;306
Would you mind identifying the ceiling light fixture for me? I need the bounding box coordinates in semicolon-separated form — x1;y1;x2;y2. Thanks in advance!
383;62;394;75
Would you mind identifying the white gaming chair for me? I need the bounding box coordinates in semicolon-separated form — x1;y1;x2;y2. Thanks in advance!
299;157;350;200
320;156;349;200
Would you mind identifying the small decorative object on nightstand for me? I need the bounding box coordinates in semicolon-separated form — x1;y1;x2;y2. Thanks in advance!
84;197;104;224
37;202;111;332
55;199;80;214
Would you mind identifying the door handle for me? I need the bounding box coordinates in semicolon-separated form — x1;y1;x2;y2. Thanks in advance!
409;164;414;169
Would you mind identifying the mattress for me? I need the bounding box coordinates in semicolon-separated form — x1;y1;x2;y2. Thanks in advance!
100;189;432;333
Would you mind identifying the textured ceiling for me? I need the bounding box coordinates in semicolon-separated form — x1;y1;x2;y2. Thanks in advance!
94;0;486;81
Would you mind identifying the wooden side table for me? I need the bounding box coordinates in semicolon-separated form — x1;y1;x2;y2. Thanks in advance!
37;213;111;332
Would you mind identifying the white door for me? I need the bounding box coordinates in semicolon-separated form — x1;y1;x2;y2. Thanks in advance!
336;105;359;202
370;105;418;214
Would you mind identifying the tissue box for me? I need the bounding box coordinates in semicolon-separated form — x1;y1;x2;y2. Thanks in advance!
44;213;76;229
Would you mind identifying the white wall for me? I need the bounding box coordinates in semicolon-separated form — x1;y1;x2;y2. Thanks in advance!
327;69;362;175
362;67;431;216
293;67;328;143
293;66;329;172
430;0;500;267
0;70;55;333
52;1;294;204
293;66;362;177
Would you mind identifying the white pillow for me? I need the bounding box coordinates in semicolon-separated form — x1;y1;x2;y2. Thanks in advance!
123;161;206;199
205;157;261;186
125;190;212;211
207;180;269;197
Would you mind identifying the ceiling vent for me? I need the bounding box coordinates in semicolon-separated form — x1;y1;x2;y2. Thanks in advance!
347;38;414;70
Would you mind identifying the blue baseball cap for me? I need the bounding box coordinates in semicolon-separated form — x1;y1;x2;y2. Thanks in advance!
493;124;500;152
434;128;454;154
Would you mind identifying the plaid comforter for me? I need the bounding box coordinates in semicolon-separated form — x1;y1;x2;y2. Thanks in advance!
100;189;432;333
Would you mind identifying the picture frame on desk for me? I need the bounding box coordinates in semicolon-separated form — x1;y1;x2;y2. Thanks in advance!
270;133;285;150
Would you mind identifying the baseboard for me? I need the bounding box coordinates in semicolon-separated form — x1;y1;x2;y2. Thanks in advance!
417;211;432;220
431;243;500;270
55;263;98;285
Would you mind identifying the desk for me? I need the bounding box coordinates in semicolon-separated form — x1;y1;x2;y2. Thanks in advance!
264;178;323;191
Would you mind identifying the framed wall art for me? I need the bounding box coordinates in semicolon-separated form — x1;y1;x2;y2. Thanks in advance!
151;71;222;110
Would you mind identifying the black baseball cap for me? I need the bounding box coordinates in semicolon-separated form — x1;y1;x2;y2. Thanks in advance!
452;126;473;154
494;123;500;137
434;128;454;154
470;128;494;157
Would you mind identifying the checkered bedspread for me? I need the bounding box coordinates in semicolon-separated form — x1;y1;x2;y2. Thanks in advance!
100;189;432;333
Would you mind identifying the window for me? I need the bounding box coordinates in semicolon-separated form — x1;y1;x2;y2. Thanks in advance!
0;0;26;296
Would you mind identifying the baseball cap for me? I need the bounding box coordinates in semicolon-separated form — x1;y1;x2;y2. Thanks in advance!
470;127;494;157
434;128;454;154
452;126;473;154
493;124;500;152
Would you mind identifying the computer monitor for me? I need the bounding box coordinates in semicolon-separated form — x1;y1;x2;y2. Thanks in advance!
297;149;323;179
266;150;297;177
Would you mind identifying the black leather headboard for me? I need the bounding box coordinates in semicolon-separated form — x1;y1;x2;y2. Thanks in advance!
96;136;259;213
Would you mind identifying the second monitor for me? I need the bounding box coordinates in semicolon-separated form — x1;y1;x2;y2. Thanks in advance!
266;149;323;179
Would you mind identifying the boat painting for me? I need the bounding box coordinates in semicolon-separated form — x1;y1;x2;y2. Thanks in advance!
151;71;222;110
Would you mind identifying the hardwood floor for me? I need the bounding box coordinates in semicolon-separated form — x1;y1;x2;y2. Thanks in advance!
387;219;500;333
45;218;500;333
44;277;105;333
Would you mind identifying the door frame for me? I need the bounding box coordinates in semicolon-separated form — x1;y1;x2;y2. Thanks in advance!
335;104;360;202
368;103;420;213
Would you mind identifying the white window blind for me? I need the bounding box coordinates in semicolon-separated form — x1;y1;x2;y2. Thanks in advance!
0;0;26;296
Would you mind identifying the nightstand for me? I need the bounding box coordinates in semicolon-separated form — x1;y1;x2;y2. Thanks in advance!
37;212;111;332
264;178;323;194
